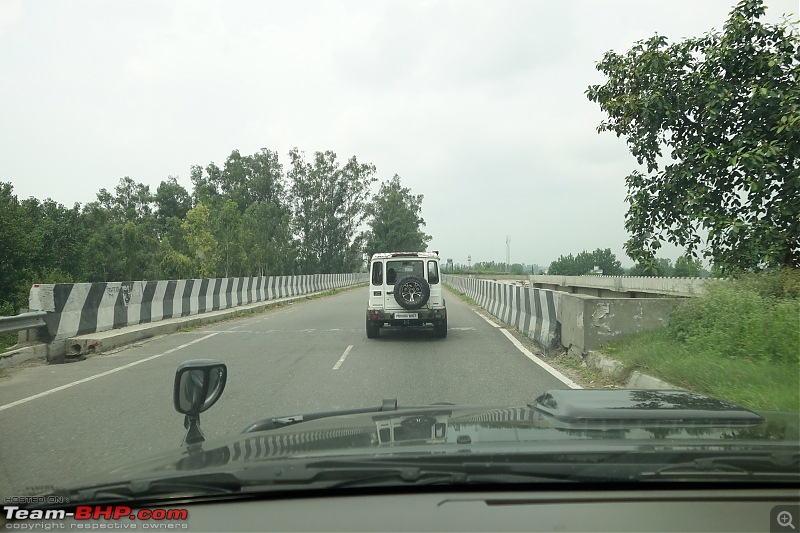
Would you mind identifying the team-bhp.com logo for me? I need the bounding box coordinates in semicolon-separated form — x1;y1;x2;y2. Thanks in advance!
3;505;188;529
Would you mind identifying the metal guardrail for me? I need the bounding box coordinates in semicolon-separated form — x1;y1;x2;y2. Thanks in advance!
0;311;48;335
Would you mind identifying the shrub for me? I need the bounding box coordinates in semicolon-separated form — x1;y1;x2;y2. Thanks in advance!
668;269;799;364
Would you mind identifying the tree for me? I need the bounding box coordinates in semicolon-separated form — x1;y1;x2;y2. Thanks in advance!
548;248;624;276
157;240;194;280
673;255;704;277
628;257;674;277
288;149;376;274
509;263;526;275
83;178;160;281
155;176;192;224
213;199;246;277
182;203;218;278
586;0;800;273
243;201;294;276
190;149;286;214
220;148;285;212
363;175;431;258
190;162;223;207
0;183;38;310
111;176;153;221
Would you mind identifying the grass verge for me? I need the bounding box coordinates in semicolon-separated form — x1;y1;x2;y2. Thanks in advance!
601;269;799;412
601;330;798;411
0;333;18;353
443;283;479;307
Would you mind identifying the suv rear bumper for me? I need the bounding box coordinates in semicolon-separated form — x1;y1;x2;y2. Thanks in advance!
366;308;446;326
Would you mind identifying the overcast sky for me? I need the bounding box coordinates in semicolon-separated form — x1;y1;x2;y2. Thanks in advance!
1;0;797;268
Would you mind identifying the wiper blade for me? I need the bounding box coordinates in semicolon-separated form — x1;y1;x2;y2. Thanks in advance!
326;468;577;489
299;458;617;486
40;474;243;507
644;453;800;479
43;459;592;505
243;398;400;433
36;451;800;506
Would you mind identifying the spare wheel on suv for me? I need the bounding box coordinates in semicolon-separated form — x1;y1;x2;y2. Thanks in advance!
393;275;430;310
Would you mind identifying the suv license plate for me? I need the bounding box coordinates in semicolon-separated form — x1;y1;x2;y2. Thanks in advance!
394;313;418;319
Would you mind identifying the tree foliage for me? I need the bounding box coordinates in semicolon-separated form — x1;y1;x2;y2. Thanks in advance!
586;0;800;272
547;248;624;276
288;149;377;273
628;258;674;277
673;255;705;277
1;146;430;314
363;175;431;258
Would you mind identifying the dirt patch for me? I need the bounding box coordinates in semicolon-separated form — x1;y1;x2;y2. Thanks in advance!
0;355;47;382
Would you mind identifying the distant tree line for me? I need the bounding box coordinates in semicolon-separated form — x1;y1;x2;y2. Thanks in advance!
546;249;708;277
0;148;431;314
442;252;709;278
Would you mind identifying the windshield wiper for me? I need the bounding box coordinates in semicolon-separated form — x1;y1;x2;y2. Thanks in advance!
643;453;800;480
295;458;627;487
34;460;593;506
38;474;244;507
34;451;799;507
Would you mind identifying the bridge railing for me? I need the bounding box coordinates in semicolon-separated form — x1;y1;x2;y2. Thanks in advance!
529;274;709;298
445;275;685;355
1;273;368;365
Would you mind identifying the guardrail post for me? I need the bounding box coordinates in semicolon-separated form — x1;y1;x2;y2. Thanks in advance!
15;308;39;344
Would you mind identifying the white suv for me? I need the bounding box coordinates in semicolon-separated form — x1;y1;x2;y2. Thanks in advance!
366;252;447;338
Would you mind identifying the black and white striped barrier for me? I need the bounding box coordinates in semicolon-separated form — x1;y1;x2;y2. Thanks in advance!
29;274;367;343
444;276;560;350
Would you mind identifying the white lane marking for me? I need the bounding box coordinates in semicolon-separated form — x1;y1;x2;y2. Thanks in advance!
450;327;476;331
332;345;353;370
0;333;220;413
499;329;582;390
474;310;501;327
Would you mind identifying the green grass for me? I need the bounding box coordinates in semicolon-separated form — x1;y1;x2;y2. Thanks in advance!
0;333;17;353
443;283;479;307
601;269;800;412
556;354;620;388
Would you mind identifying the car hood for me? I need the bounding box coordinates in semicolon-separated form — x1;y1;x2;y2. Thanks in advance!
101;398;799;482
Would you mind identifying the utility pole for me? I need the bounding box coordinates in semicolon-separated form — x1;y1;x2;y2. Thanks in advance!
506;235;510;272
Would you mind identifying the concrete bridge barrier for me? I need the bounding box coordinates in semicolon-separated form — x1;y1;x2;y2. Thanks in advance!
28;274;367;356
445;275;684;356
444;275;560;351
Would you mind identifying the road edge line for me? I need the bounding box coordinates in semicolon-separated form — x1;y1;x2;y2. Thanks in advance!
0;332;219;412
499;329;582;390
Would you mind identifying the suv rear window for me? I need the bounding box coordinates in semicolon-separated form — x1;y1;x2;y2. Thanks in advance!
428;260;440;284
386;260;424;285
371;262;383;285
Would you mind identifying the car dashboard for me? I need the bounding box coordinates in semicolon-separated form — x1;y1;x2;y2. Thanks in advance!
48;485;800;532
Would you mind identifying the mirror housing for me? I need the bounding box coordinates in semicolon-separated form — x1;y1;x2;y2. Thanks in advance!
173;360;227;446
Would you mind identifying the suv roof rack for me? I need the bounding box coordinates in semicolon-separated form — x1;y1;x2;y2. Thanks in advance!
371;252;440;259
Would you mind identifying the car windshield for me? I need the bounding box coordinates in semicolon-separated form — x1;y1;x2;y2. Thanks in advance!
0;0;798;531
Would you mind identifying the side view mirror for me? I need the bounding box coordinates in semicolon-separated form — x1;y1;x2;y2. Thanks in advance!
173;360;227;446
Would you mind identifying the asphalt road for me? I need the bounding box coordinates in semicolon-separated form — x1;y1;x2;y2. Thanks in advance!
0;286;569;498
